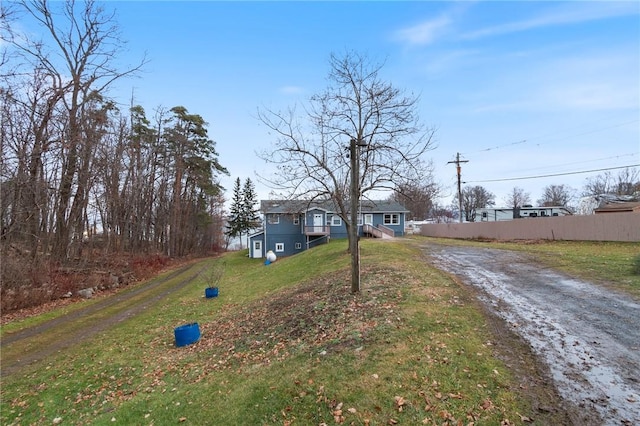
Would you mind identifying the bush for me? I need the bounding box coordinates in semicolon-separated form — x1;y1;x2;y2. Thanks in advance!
0;255;53;312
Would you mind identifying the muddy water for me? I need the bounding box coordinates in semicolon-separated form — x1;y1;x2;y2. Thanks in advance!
424;244;640;426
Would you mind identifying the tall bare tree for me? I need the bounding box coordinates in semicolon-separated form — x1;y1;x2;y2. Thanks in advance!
257;51;436;292
3;0;146;261
503;186;531;209
389;179;440;221
458;185;495;222
538;184;575;207
582;167;640;197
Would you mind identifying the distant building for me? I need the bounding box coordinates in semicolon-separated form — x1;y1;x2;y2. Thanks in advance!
477;205;572;222
579;193;640;215
594;201;640;214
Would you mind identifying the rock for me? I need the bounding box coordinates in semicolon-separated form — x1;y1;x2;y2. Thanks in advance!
77;288;94;299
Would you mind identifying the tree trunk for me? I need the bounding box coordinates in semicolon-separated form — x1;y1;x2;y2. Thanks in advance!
349;138;360;293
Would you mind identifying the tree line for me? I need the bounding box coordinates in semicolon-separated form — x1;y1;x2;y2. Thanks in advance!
390;167;639;223
1;0;230;270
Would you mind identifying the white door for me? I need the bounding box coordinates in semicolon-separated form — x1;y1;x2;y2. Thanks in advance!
313;214;324;232
253;240;262;258
364;214;373;225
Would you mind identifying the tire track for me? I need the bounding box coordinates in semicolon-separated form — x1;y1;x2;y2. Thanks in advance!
1;261;209;377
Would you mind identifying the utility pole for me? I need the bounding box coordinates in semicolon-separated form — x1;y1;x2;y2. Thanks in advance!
448;153;468;223
349;137;367;293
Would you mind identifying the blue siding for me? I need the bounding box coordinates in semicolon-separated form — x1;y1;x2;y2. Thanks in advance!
264;213;305;257
255;200;407;257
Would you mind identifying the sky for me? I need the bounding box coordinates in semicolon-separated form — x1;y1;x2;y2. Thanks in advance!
19;1;640;209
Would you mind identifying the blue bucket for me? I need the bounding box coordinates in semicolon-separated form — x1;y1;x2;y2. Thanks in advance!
205;287;219;298
174;322;200;347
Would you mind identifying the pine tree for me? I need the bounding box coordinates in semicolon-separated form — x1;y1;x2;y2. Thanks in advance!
241;178;260;248
226;178;244;248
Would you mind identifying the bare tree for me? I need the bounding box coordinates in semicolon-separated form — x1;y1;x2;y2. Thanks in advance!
582;167;640;197
538;184;575;207
503;187;531;209
257;51;436;292
4;0;146;261
458;185;495;222
612;167;640;195
388;178;440;221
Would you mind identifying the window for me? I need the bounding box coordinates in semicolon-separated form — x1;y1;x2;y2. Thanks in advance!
295;242;302;250
293;215;299;225
357;214;363;226
268;214;280;224
331;215;342;226
275;243;284;252
383;214;399;225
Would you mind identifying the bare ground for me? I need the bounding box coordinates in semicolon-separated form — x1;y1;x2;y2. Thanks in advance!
422;242;640;426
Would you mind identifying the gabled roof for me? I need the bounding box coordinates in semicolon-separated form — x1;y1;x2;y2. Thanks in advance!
260;199;408;214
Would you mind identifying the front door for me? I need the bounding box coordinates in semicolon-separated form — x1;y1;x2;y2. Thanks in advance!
313;214;324;233
364;214;373;225
253;240;262;258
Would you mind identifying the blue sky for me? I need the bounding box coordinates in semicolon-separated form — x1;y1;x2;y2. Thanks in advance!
36;1;640;207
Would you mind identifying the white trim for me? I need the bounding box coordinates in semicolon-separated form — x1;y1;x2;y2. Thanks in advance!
383;213;400;225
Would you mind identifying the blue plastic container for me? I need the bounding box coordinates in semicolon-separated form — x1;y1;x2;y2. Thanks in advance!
205;287;219;298
174;322;200;347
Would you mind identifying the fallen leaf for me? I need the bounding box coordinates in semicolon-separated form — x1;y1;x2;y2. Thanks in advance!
481;399;494;410
517;412;533;422
393;396;406;412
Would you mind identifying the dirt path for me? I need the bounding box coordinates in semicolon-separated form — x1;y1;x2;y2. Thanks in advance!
1;261;209;377
421;242;640;426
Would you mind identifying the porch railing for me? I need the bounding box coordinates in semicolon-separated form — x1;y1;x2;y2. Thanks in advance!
363;224;395;238
304;225;330;236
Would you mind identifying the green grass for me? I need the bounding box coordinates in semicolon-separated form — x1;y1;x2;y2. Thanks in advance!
3;237;609;425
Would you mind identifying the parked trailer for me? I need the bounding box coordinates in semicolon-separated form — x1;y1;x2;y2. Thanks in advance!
477;206;572;222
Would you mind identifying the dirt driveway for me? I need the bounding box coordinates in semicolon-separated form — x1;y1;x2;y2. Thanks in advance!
422;242;640;426
1;261;208;377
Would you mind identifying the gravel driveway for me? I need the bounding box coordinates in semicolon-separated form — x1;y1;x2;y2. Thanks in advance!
422;243;640;426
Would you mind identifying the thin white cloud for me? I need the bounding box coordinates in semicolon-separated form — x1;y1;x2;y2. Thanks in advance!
462;2;639;40
394;14;452;46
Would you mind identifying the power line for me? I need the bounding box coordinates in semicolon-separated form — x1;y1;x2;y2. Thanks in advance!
512;152;638;175
461;118;639;157
464;164;640;184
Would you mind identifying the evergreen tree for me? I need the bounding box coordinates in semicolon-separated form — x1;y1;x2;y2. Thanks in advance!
226;178;244;248
226;177;260;250
241;178;261;247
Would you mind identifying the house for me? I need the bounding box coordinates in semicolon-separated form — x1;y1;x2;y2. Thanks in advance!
594;201;640;214
477;205;572;222
248;199;408;258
